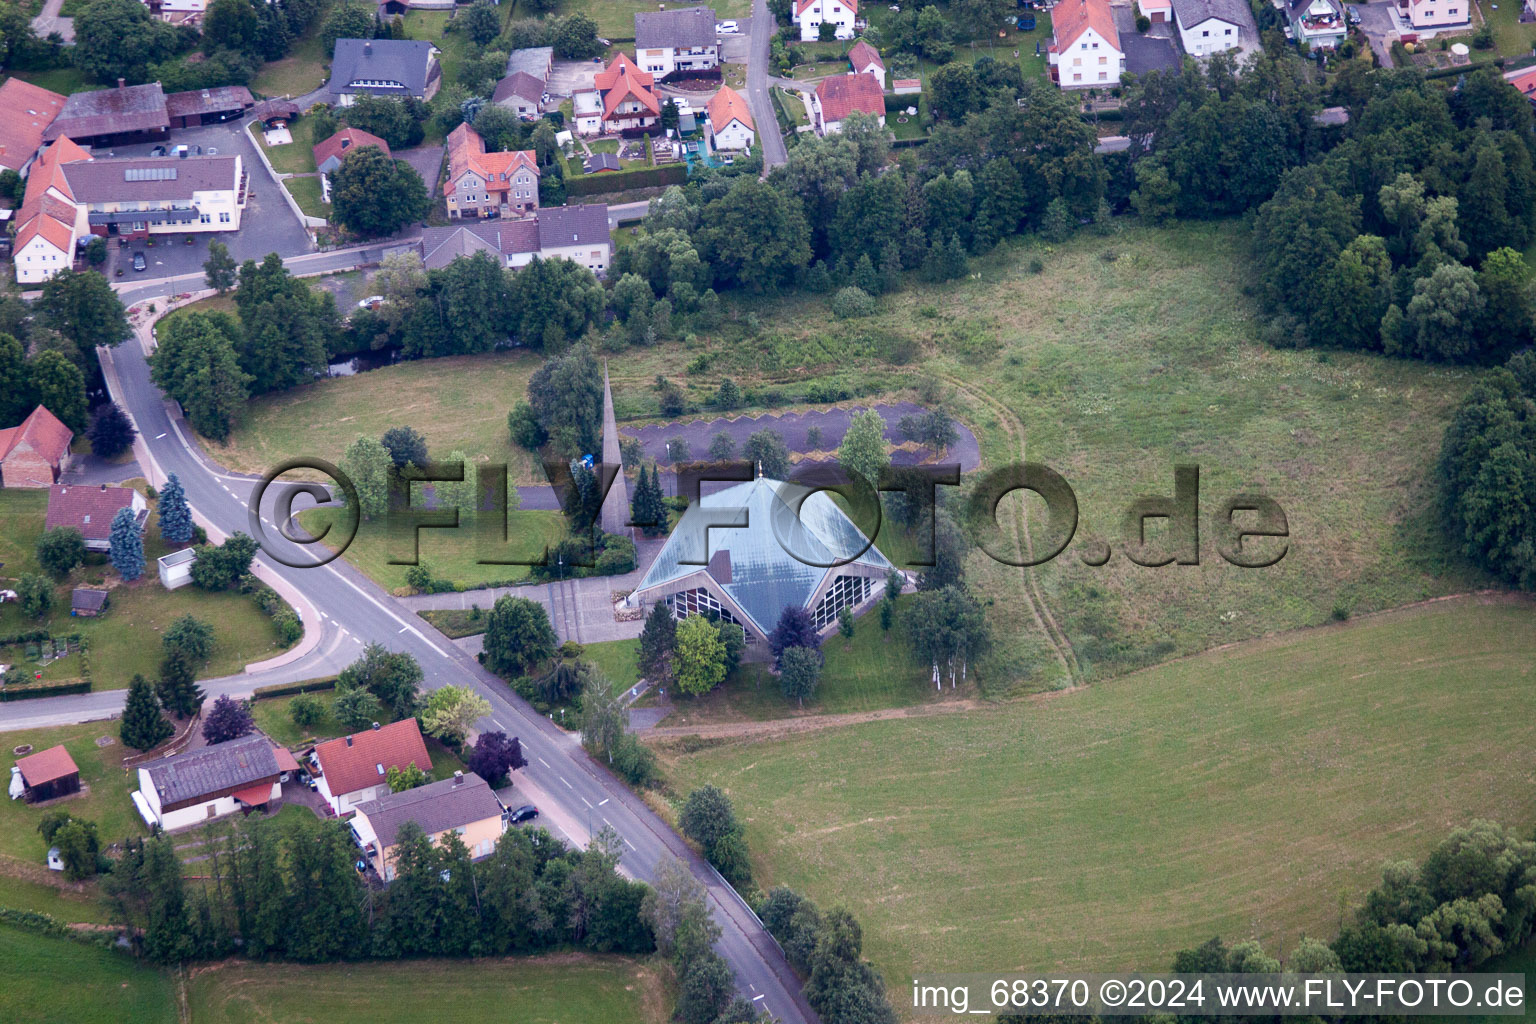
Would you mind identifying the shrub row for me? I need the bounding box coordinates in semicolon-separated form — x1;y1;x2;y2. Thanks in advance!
565;163;687;197
252;676;338;700
0;680;92;701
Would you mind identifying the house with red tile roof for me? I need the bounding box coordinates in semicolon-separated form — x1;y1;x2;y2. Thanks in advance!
0;79;66;176
576;53;662;135
0;406;74;488
312;126;392;175
1506;66;1536;104
793;0;857;41
46;484;147;553
812;72;885;135
847;39;884;81
312;719;433;815
443;123;539;218
12;137;90;286
1048;0;1124;88
706;85;756;151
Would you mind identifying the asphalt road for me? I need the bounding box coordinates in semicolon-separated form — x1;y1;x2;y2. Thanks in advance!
4;273;817;1020
747;0;789;169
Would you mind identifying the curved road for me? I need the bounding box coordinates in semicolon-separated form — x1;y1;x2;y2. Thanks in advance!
3;271;816;1022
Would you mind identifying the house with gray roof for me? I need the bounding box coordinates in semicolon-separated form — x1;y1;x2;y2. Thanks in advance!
635;6;719;78
492;71;546;119
626;472;895;645
134;734;283;832
44;81;169;148
351;772;507;880
505;46;554;83
330;38;442;101
1170;0;1256;56
418;203;611;276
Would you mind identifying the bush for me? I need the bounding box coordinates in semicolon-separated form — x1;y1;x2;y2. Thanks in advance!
163;615;214;662
16;574;53;619
36;528;86;578
830;286;875;319
272;609;304;645
289;692;325;728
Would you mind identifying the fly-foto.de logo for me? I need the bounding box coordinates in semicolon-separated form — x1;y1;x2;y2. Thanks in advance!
246;458;1289;572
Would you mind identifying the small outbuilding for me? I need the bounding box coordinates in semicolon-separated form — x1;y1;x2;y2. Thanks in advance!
583;151;621;173
158;547;196;590
15;745;81;803
70;588;108;617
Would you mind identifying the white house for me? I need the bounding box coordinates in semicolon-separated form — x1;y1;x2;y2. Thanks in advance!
312;719;432;816
812;73;886;135
634;6;720;78
1171;0;1249;56
846;39;885;82
134;734;283;832
1048;0;1125;89
1398;0;1469;29
706;85;756;151
793;0;858;41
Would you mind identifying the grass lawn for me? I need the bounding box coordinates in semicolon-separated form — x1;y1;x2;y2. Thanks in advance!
888;95;927;141
186;953;669;1024
284;174;331;221
419;607;490;638
295;507;565;592
550;0;750;39
0;720;150;863
255;114;320;175
658;596;1536;990
580;637;640;694
6;67;92;95
211;351;550;484
0;490;291;690
0;922;175;1024
1473;0;1534;59
252;0;336;97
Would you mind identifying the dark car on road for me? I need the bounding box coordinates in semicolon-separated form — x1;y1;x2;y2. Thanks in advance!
131;251;146;272
1347;4;1361;23
508;804;539;823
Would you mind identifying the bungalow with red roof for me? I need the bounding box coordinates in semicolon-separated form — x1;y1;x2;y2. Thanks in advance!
847;39;884;82
576;53;662;136
0;406;73;488
1506;66;1536;105
706;85;756;151
46;484;147;553
0;79;65;176
312;126;392;175
1048;0;1125;89
312;719;433;815
793;0;858;41
444;123;539;219
812;73;885;135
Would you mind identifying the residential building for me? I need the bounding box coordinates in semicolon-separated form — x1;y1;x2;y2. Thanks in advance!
627;471;896;646
576;53;661;135
312;719;432;816
14;745;80;803
492;71;546;120
418;203;612;276
312;127;392;175
330;39;442;102
634;6;720;78
1048;0;1125;88
847;39;885;82
1171;0;1250;55
705;85;756;151
444;123;539;219
1506;65;1536;103
0;79;65;176
1285;0;1346;46
63;152;247;245
44;81;170;148
1399;0;1468;28
811;73;885;134
793;0;858;41
46;484;147;553
0;407;73;487
134;734;283;831
142;0;208;24
351;772;507;881
164;85;254;128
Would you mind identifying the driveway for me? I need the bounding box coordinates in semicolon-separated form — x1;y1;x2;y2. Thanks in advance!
745;0;787;168
395;144;444;193
101;121;314;285
1353;1;1398;66
547;60;601;99
30;0;73;43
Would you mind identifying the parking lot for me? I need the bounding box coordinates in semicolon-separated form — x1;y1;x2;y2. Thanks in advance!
97;119;313;284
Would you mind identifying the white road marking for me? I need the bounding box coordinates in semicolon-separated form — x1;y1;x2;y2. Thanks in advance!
752;995;764;1001
602;817;612;827
537;757;550;767
398;627;408;633
492;720;506;731
597;798;609;807
581;796;592;808
154;432;166;439
559;776;572;789
624;837;636;850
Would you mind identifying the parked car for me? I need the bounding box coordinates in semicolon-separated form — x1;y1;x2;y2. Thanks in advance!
718;19;739;31
207;147;218;155
131;251;146;272
150;145;168;157
357;294;385;310
1347;4;1361;22
508;804;539;823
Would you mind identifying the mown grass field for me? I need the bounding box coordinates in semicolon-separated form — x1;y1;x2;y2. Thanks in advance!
659;597;1536;990
255;114;320;175
0;490;291;689
185;953;670;1023
251;0;335;97
0;720;149;863
0;923;176;1024
549;0;750;39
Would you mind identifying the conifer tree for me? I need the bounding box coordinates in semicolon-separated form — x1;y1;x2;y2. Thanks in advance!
638;600;677;684
109;506;144;581
157;650;205;719
121;674;173;751
158;473;194;545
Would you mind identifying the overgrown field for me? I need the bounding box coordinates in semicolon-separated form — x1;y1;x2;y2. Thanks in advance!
184;953;670;1023
658;596;1536;990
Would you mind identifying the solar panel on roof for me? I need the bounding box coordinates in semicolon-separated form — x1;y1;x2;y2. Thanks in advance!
124;166;177;181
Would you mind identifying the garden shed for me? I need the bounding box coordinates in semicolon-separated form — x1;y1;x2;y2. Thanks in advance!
158;548;196;590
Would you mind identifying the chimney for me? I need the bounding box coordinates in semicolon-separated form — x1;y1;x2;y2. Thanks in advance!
117;78;126;90
453;771;463;784
345;736;353;747
100;483;107;491
364;41;372;56
371;721;380;730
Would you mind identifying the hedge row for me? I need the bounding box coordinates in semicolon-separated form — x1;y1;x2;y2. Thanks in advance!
0;628;53;647
0;680;91;701
252;676;338;700
566;163;687;197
